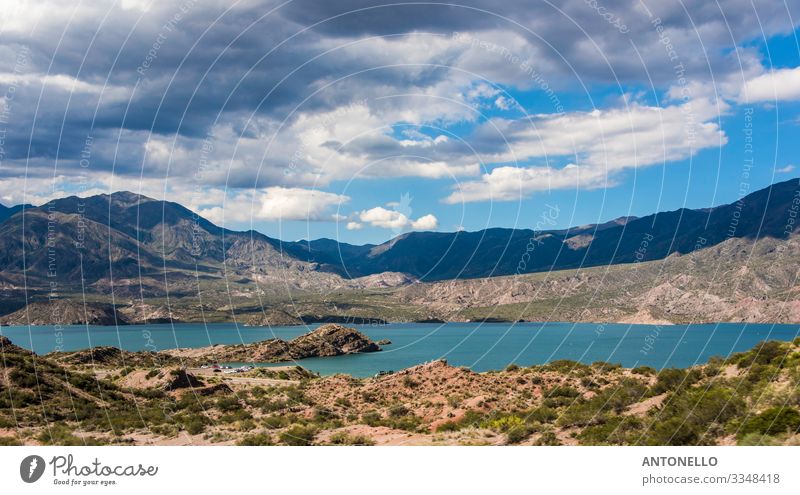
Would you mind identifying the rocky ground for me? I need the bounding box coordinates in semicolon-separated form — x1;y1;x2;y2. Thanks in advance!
2;330;799;446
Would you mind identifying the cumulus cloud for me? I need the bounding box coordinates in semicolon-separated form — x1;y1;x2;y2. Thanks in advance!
198;187;349;225
444;98;726;203
358;206;439;231
776;164;796;174
739;67;800;103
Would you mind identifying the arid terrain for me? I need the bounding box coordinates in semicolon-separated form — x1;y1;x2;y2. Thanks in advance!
2;325;799;446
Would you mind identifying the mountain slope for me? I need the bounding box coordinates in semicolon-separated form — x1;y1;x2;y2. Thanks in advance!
285;178;800;281
0;191;311;288
0;203;31;223
0;178;797;293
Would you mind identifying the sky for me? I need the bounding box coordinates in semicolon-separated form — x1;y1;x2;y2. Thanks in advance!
0;0;798;244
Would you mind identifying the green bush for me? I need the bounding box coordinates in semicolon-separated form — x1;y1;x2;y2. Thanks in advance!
327;431;375;445
238;432;274;445
506;424;535;444
578;416;642;445
279;425;317;446
389;404;410;417
534;431;561;446
739;407;800;437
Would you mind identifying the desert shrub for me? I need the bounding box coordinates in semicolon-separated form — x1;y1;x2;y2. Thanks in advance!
436;409;486;432
10;369;39;388
505;364;520;372
506;424;535;444
361;411;382;426
334;397;352;408
545;385;581;398
0;436;22;446
641;386;746;445
580;377;600;389
631;366;656;376
651;368;701;395
220;409;253;424
385;414;422;431
279;425;317;446
389;404;410;417
523;406;558;424
280;385;309;405
262;415;290;429
734;341;788;368
436;421;459;432
736;433;782;446
542;360;589;373
592;361;621;372
534;431;561;446
558;379;647;428
402;376;419;388
578;416;643;445
327;431;375;445
215;396;242;412
738;407;800;437
238;432;274;445
182;416;207;435
312;407;337;422
38;424;104;446
485;415;524;432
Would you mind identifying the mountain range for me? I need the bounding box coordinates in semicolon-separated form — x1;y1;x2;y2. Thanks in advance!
0;177;797;289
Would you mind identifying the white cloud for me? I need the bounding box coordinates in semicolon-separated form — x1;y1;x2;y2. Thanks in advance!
357;206;438;231
445;164;608;204
198;187;349;225
445;98;726;203
740;67;800;103
258;187;348;221
776;164;796;174
411;214;439;230
346;221;363;230
495;95;512;110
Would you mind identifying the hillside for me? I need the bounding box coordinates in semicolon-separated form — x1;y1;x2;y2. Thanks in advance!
2;334;799;445
390;233;800;324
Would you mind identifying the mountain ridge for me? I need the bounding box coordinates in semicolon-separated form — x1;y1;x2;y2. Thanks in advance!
0;178;797;289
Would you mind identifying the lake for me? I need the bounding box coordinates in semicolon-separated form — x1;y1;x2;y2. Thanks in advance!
1;322;798;377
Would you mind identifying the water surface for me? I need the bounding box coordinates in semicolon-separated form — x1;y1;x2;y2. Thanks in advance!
2;322;797;377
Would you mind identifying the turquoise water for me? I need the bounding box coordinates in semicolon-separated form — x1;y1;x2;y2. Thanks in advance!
1;322;798;377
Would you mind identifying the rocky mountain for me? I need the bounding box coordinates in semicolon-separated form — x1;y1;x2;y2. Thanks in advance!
0;191;307;287
280;178;800;281
0;178;797;318
0;203;30;223
0;192;418;299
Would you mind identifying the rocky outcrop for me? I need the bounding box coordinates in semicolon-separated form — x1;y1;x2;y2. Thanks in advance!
289;324;380;357
164;323;381;363
164;369;204;391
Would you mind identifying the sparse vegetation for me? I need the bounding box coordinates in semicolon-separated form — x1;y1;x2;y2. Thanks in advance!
2;336;800;446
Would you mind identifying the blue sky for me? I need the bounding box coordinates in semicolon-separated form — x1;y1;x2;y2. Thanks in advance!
0;1;798;245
